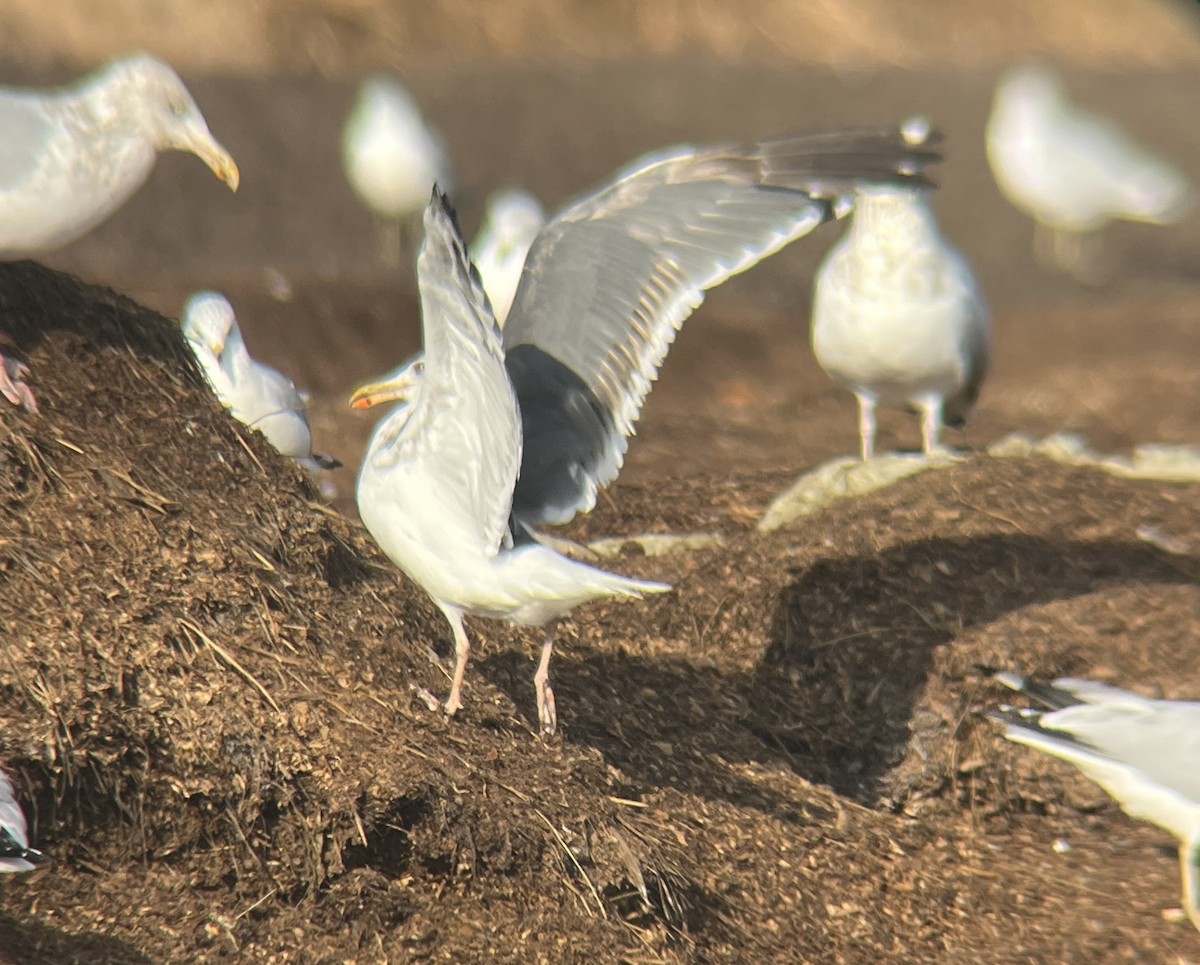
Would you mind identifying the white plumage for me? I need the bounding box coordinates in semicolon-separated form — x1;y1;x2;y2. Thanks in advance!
0;54;239;413
811;184;988;460
469;189;545;326
993;673;1200;932
353;128;939;733
353;193;666;734
342;76;454;263
183;292;336;476
0;766;43;873
986;64;1191;272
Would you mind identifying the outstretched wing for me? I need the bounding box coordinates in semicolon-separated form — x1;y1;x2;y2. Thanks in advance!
371;190;521;554
503;127;941;528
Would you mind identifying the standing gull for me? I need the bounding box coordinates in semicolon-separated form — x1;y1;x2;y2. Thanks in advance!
183;292;338;479
986;64;1191;275
342;76;454;265
811;182;988;460
1;767;44;873
0;54;240;412
991;673;1200;932
470;189;545;327
353;127;940;732
355;192;668;735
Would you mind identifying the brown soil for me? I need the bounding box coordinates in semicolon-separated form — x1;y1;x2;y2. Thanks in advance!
4;49;1200;965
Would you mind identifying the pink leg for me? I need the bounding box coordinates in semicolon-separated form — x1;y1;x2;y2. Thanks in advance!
915;394;946;456
440;605;471;717
855;392;876;461
0;354;37;413
533;627;558;736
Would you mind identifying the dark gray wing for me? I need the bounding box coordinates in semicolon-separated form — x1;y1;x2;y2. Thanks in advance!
943;247;990;428
502;127;941;528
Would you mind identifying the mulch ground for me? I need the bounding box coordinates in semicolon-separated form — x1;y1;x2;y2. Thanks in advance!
4;258;1200;962
2;39;1200;964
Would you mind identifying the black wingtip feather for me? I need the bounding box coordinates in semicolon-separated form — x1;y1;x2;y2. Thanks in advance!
430;183;463;235
994;672;1083;712
0;826;43;866
757;124;944;192
986;704;1097;754
425;183;495;320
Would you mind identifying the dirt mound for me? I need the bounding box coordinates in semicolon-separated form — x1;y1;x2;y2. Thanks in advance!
4;262;1200;960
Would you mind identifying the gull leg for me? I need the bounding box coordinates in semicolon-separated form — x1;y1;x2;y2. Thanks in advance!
1072;230;1106;286
1050;226;1070;273
855;393;877;461
533;626;558;736
440;605;471;717
375;216;402;267
916;394;945;456
0;354;37;413
1051;227;1089;277
1182;840;1200;933
1032;221;1058;270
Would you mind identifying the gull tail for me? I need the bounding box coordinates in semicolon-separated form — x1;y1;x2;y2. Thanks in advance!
0;827;44;871
0;768;42;873
494;544;669;621
309;452;342;470
1115;155;1191;225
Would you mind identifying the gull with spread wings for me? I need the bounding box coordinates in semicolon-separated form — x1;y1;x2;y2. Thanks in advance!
354;127;940;734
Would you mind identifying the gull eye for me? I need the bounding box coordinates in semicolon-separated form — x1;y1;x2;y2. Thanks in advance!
168;98;187;118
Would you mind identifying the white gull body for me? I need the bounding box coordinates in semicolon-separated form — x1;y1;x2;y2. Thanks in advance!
469;189;545;326
355;193;667;734
993;673;1200;931
1;767;43;873
0;54;239;412
342;76;454;262
811;184;988;459
986;64;1191;271
354;127;940;732
183;292;335;475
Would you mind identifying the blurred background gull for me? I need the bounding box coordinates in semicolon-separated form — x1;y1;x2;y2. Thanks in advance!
0;0;1197;511
4;1;1200;956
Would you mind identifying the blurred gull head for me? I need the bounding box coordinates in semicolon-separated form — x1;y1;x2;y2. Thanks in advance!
97;55;239;191
470;189;545;325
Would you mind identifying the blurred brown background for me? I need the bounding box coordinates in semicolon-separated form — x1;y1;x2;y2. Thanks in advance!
2;0;1199;503
2;0;1198;74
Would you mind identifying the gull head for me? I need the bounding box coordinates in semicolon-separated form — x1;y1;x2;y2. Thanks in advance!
356;76;423;125
102;55;240;191
182;290;238;357
994;63;1066;116
481;190;545;251
350;354;425;413
342;75;453;221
